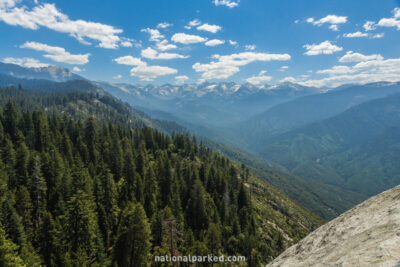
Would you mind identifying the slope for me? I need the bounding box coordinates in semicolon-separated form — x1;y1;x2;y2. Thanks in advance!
239;82;400;150
260;93;400;198
268;185;400;267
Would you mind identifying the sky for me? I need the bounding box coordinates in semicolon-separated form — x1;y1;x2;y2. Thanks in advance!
0;0;400;87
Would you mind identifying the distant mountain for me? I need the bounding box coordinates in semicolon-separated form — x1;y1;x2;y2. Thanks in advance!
237;81;400;150
0;73;100;93
95;81;320;128
269;184;400;267
0;62;84;82
260;93;400;197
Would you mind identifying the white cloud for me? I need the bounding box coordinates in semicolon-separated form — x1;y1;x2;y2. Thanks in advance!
185;19;201;29
213;0;240;8
130;64;177;81
120;41;133;47
141;28;164;42
329;25;339;31
205;39;225;46
395;7;400;18
280;76;298;83
114;55;178;81
175;75;189;84
316;65;356;75
0;3;125;49
246;70;272;85
3;57;49;68
306;15;347;31
303;40;343;56
372;33;384;38
279;66;288;71
0;0;19;9
339;51;383;63
72;66;83;72
197;23;222;33
20;41;90;64
343;31;368;38
377;8;400;30
297;57;400;88
192;51;290;80
113;56;144;66
245;44;256;51
113;74;122;79
171;33;207;44
377;18;400;30
363;21;376;31
229;40;238;45
141;47;188;60
156;40;177;51
157;22;172;29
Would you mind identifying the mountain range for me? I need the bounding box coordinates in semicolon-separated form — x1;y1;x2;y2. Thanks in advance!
2;62;400;222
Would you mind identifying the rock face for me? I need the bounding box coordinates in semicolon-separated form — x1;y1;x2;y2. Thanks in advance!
268;185;400;267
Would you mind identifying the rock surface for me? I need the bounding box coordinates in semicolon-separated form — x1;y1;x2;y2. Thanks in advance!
268;185;400;267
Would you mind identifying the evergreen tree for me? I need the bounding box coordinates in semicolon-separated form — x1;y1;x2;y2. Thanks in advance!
113;203;151;267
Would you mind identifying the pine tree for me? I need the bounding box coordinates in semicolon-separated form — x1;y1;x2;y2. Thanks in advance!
113;203;151;267
65;190;105;265
0;224;26;267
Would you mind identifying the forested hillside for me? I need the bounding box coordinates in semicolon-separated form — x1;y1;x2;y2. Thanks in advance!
0;85;323;266
260;93;400;199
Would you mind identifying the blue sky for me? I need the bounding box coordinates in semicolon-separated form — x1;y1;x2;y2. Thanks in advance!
1;0;400;87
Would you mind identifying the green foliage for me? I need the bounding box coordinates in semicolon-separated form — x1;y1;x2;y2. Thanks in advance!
0;224;26;267
0;86;324;265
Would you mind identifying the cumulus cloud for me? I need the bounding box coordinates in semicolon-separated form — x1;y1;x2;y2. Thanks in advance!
197;23;222;33
205;39;225;46
339;51;383;63
279;76;298;83
297;57;400;87
306;15;347;31
316;65;356;75
376;8;400;30
343;31;369;38
372;33;384;38
156;40;177;51
113;74;122;79
175;75;189;84
363;21;376;31
120;41;133;47
245;45;256;51
130;64;177;81
20;41;90;64
2;57;49;68
113;56;145;66
72;66;83;72
157;22;172;29
0;0;19;9
114;55;178;81
141;47;188;60
246;70;272;85
141;28;164;42
171;33;207;44
0;2;125;49
192;51;290;80
213;0;240;8
184;19;201;29
303;41;343;56
229;40;238;45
